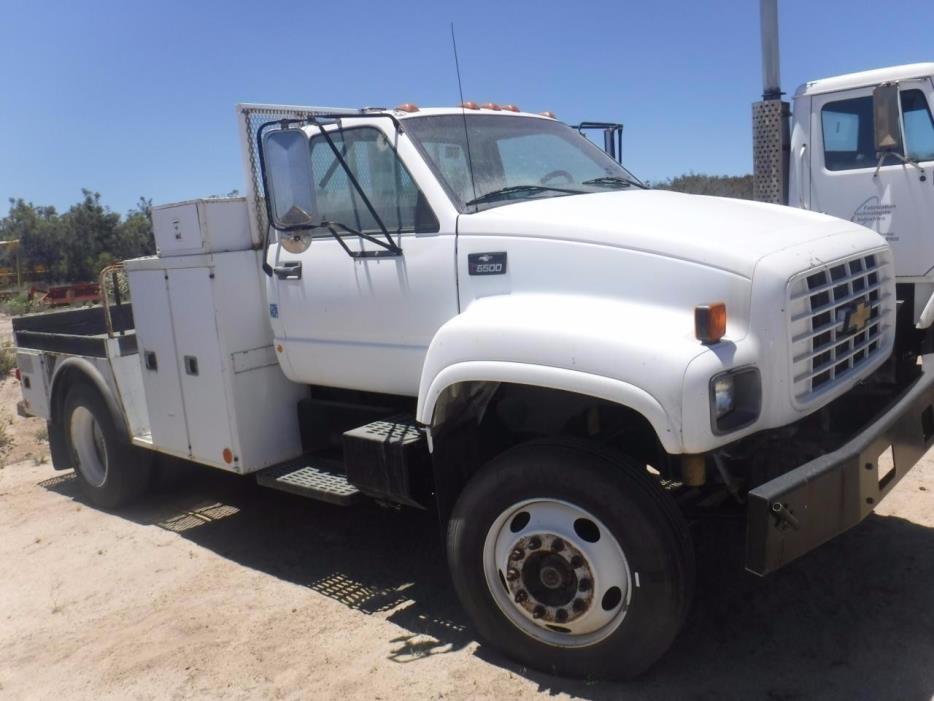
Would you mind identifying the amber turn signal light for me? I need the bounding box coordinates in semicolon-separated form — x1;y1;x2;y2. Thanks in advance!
695;303;726;344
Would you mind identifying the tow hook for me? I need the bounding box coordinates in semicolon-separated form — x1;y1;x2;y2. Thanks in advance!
770;502;800;531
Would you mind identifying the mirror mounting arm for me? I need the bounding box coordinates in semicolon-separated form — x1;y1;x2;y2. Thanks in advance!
873;151;926;180
324;222;402;258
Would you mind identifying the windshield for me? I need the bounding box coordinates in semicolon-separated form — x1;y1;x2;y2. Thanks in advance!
404;114;644;211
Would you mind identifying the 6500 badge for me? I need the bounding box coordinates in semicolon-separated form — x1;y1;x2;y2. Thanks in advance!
468;252;508;276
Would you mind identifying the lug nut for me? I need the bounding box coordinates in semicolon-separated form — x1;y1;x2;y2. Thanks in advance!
579;578;592;592
506;567;520;581
532;605;546;619
570;555;583;568
510;548;524;561
551;538;565;552
515;590;528;603
555;608;568;623
572;598;586;613
528;536;542;550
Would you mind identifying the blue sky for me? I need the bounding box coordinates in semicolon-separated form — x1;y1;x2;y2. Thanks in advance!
2;0;933;216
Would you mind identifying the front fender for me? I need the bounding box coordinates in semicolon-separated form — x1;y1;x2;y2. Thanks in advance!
418;359;681;453
416;294;710;454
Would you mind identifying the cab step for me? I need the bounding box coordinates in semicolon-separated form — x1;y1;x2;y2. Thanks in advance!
255;457;362;506
342;415;431;508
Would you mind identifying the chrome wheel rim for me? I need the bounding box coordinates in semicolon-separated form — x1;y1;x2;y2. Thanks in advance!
482;498;632;648
70;406;108;488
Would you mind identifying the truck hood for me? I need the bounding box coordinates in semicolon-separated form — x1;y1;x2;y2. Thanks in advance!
458;190;872;278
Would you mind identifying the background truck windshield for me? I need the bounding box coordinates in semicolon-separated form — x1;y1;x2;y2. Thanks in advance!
404;114;643;210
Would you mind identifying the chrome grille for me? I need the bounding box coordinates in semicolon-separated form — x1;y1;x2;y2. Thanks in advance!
787;249;894;404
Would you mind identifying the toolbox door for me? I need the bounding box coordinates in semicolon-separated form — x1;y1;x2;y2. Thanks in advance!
167;266;237;469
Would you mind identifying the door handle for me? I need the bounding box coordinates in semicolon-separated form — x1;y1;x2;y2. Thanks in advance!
274;261;302;280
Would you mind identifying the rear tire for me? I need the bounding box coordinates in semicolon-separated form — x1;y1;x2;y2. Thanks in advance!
447;439;694;679
63;382;153;509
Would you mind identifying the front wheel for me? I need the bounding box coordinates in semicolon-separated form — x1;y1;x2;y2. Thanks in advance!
447;440;694;679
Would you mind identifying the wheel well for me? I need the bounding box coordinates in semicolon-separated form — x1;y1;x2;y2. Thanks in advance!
48;360;125;470
429;382;670;530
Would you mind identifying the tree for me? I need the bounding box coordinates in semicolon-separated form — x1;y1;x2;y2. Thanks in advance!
3;198;64;281
0;191;157;284
652;173;754;200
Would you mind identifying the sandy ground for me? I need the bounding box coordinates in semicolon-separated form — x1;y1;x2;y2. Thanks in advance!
0;335;933;698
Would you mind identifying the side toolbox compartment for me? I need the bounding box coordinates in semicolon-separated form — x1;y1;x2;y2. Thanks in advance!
126;250;306;472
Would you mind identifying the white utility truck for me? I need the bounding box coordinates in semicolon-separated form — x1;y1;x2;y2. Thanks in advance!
13;100;934;679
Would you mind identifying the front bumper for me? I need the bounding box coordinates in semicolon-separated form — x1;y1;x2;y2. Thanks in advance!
746;355;934;575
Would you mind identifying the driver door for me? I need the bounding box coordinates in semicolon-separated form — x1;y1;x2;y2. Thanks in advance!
267;123;457;397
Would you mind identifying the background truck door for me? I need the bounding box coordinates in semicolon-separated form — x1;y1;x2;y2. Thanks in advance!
810;81;934;277
267;124;457;397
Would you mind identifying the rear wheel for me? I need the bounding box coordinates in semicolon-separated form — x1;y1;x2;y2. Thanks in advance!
447;440;694;679
64;383;153;509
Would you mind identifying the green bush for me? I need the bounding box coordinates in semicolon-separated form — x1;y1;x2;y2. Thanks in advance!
1;292;42;317
0;342;14;378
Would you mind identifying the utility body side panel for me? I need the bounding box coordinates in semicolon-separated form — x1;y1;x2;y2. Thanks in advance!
131;269;190;455
167;267;233;466
126;251;306;472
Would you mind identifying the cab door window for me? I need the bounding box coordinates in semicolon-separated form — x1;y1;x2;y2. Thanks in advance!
901;89;934;162
821;96;876;170
309;127;438;234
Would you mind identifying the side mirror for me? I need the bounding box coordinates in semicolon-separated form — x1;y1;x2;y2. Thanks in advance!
261;128;316;229
873;83;904;154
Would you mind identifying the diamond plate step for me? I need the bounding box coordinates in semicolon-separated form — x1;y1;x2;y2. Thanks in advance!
255;457;361;506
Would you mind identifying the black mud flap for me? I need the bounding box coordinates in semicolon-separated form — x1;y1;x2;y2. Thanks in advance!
746;357;934;575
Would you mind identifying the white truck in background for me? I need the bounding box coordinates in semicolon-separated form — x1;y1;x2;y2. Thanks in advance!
753;1;934;373
12;99;934;680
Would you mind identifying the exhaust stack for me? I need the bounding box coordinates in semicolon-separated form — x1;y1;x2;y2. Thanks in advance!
752;0;790;205
760;0;782;100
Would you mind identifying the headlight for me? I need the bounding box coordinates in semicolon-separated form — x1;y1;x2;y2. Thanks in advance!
709;367;761;435
713;374;735;418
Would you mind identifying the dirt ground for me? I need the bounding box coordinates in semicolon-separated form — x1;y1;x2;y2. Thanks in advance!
1;329;933;699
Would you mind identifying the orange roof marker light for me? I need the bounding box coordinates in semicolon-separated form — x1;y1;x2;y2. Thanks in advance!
501;104;520;112
460;101;480;110
538;111;557;119
481;102;502;111
395;103;420;113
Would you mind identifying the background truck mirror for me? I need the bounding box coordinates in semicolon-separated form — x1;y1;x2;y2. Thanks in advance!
873;83;904;154
261;128;317;230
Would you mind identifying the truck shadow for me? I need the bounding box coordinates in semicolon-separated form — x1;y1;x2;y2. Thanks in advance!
41;466;934;700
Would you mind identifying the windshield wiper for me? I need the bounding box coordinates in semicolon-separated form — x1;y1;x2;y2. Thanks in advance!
465;184;581;207
582;175;646;189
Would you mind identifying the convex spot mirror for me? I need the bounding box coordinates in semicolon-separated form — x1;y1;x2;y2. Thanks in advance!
873;83;904;154
262;128;316;230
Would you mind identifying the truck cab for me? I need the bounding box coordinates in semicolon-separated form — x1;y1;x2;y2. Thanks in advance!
788;63;934;328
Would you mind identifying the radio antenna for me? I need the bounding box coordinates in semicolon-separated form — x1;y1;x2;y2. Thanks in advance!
451;23;479;206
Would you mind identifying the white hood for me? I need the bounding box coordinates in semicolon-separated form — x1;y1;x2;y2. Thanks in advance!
458;189;876;278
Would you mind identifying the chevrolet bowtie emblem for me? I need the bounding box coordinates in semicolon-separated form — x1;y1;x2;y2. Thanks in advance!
839;300;871;335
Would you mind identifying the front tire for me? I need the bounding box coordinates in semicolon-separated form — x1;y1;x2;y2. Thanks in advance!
447;440;694;679
63;383;153;509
